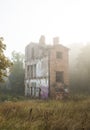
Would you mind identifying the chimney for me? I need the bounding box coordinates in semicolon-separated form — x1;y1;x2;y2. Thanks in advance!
39;35;45;45
53;37;59;45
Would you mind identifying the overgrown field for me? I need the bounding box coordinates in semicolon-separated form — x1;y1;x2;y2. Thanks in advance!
0;98;90;130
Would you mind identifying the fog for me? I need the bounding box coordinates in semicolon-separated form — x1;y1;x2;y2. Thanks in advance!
0;0;90;95
0;0;90;57
68;43;90;94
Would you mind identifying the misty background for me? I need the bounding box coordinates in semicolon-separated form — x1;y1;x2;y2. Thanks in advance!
0;0;90;97
0;0;90;56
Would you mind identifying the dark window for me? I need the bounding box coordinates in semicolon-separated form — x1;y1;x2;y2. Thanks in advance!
56;52;62;59
30;64;36;78
30;65;33;78
27;65;30;77
33;64;36;78
31;48;34;59
56;71;64;82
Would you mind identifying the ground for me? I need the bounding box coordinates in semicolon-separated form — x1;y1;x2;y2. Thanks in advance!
0;97;90;130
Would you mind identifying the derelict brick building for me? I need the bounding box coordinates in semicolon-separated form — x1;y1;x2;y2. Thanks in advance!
25;36;69;98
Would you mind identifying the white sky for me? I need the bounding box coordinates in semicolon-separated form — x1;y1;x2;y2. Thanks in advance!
0;0;90;57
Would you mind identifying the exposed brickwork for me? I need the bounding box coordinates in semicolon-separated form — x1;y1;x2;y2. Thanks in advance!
49;44;69;97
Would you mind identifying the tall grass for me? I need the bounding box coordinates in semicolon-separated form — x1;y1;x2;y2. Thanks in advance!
0;98;90;130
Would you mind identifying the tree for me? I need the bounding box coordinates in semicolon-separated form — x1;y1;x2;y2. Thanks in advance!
68;43;90;95
77;44;90;92
68;43;83;94
70;44;90;94
0;37;12;82
9;51;25;95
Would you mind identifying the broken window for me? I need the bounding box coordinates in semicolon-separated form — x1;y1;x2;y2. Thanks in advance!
56;71;64;83
56;52;62;59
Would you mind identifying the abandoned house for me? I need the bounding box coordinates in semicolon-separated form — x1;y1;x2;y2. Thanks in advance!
25;36;69;99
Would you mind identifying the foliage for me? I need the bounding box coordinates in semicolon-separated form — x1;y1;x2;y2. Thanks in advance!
77;44;90;88
0;99;89;130
0;94;25;102
8;51;25;95
0;37;12;82
69;44;90;94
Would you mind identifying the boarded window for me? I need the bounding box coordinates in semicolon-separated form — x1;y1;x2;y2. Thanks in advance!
56;71;64;82
56;52;62;59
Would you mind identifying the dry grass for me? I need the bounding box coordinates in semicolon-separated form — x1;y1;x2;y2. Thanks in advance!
0;98;90;130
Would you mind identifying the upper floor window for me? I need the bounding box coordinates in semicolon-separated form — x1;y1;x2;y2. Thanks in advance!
56;52;62;59
29;64;36;78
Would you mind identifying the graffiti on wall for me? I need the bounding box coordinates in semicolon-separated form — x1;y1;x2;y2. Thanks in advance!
40;86;48;99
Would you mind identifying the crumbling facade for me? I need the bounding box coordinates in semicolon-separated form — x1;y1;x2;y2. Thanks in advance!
25;36;69;99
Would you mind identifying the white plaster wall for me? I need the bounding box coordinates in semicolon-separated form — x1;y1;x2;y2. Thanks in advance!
25;56;49;96
36;57;48;77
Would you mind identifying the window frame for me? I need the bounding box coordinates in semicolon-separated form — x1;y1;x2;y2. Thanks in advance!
56;51;62;59
56;71;64;83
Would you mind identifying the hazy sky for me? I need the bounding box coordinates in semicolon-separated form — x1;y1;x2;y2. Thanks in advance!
0;0;90;57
